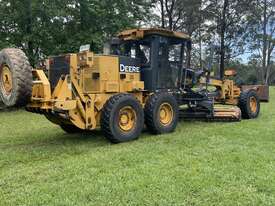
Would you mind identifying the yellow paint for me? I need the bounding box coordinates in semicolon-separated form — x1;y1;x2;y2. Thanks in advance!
250;96;257;113
118;106;137;132
31;70;51;102
1;65;13;94
159;103;174;126
200;76;241;106
27;51;145;131
118;28;190;41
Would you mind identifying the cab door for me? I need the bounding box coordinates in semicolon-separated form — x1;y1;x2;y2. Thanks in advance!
156;37;184;90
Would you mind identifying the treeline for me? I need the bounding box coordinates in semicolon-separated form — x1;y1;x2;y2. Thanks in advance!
0;0;274;84
0;0;151;63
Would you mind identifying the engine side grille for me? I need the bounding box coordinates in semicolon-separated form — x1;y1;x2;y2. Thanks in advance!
49;56;70;89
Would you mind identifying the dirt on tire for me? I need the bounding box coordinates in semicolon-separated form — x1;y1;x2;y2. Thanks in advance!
0;48;33;107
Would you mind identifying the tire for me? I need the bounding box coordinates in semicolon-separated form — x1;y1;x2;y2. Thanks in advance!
60;124;84;134
239;89;260;119
145;93;179;134
0;48;32;107
100;94;144;143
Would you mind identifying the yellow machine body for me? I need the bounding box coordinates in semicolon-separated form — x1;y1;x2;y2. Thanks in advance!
0;28;264;143
28;52;145;130
28;51;242;130
25;28;264;141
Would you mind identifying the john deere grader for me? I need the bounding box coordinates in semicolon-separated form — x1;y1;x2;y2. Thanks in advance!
0;28;266;143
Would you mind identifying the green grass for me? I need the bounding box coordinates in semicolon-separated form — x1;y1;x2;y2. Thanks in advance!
1;88;275;206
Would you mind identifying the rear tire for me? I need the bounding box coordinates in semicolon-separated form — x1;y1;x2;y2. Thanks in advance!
239;90;260;119
145;93;179;134
101;94;144;143
0;48;32;107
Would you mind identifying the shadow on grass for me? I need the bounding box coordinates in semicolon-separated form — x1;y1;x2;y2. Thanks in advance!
1;129;110;152
1;116;239;152
0;107;23;112
0;130;114;169
53;130;109;145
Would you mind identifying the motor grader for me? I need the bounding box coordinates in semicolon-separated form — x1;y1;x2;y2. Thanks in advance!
0;28;267;143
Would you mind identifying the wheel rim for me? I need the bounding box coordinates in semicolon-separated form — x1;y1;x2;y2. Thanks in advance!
118;106;137;132
159;103;174;126
249;96;257;113
0;65;13;95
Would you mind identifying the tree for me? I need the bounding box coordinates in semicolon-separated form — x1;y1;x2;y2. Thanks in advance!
201;0;253;78
0;0;151;65
247;0;275;84
152;0;202;35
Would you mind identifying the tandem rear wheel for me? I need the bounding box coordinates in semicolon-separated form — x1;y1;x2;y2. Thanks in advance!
100;94;144;143
145;93;179;134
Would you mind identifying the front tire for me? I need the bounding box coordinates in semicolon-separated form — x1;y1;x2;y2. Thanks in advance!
145;93;179;134
101;94;144;143
239;90;260;119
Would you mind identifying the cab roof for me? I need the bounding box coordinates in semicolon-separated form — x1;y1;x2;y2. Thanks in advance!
118;28;191;41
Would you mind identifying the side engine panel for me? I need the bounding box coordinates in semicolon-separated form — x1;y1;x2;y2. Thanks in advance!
78;53;144;94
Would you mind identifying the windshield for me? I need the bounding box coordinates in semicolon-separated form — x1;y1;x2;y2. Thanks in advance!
109;40;151;64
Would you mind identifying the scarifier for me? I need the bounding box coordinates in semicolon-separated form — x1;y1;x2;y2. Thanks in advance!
0;28;268;143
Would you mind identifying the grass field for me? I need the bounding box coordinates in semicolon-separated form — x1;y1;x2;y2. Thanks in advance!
0;88;275;206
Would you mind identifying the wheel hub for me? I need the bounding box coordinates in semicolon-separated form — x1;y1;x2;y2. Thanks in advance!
159;103;174;126
0;65;13;95
119;106;137;132
120;114;129;125
250;96;257;113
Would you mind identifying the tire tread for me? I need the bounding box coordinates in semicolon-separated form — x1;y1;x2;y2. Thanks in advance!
144;92;179;134
100;93;144;143
0;48;32;107
239;90;260;119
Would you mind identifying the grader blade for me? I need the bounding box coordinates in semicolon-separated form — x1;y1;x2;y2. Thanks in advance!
179;104;242;122
212;105;242;122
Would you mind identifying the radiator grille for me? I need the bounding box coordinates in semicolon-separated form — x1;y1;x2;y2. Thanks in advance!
49;56;70;89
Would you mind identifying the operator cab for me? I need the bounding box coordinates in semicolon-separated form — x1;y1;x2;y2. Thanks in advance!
105;28;192;92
